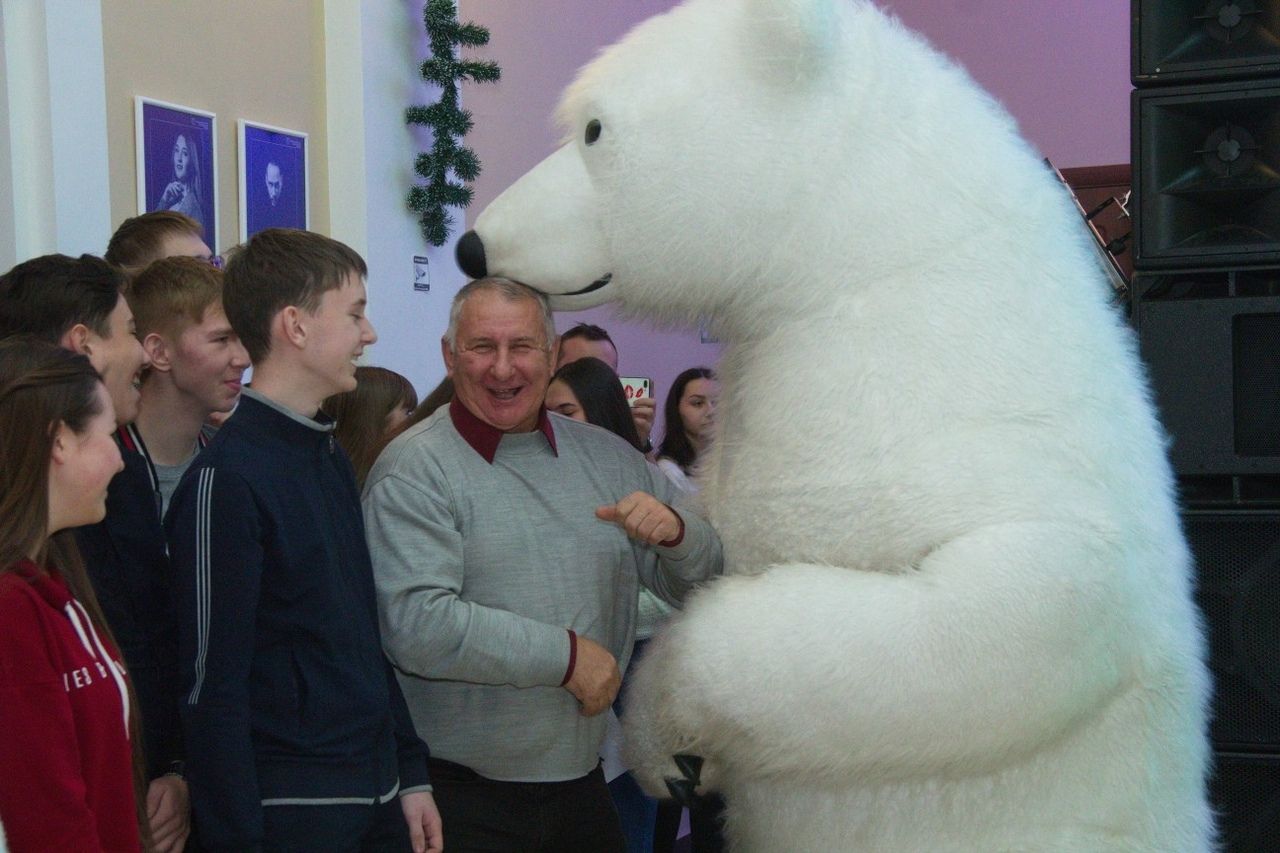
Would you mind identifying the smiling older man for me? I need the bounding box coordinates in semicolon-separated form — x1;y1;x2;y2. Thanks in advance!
364;277;722;853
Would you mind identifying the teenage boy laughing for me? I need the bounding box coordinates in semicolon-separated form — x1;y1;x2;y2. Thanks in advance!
166;229;440;853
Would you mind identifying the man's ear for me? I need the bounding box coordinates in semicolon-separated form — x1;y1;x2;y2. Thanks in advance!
59;323;92;357
549;336;561;369
441;337;455;377
278;306;307;350
143;332;172;372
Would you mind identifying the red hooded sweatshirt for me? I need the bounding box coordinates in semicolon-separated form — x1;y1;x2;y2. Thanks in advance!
0;559;140;852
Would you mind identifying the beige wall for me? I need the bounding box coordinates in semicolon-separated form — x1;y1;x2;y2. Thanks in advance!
102;0;328;252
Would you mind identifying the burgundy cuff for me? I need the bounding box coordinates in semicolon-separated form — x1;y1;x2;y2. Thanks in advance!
561;629;578;686
658;506;685;548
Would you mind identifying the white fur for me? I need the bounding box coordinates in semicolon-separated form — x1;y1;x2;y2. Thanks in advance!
471;0;1214;849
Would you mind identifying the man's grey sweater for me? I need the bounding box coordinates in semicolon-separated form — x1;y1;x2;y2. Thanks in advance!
363;406;723;782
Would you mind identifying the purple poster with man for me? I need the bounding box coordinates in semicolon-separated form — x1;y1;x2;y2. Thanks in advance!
135;97;217;251
239;121;308;241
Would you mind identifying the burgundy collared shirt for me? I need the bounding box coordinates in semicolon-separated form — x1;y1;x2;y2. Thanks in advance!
449;397;558;464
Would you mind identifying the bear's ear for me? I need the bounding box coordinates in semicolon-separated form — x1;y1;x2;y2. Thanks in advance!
738;0;843;83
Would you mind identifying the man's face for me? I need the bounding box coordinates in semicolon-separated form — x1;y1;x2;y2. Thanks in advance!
86;295;149;426
156;231;214;263
443;291;556;433
265;163;283;206
167;303;250;415
556;335;618;370
301;273;377;398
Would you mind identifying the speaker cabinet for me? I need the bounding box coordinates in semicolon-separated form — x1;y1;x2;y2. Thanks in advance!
1132;80;1280;269
1131;269;1280;500
1211;752;1280;851
1184;511;1280;749
1133;0;1280;85
1187;512;1280;850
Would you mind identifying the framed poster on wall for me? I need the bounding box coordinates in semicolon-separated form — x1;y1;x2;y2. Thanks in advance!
238;120;308;241
134;97;218;250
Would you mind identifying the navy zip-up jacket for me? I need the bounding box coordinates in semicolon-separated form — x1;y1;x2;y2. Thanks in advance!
76;424;184;778
166;389;430;852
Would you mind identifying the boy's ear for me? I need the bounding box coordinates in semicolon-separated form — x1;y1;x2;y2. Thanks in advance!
278;306;307;350
143;332;172;372
59;323;92;357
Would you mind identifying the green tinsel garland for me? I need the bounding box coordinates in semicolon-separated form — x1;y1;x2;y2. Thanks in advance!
406;0;500;246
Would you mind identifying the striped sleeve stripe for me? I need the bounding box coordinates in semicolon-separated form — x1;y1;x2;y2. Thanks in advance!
188;468;215;705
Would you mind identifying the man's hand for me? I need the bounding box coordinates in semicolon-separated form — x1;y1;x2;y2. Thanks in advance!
596;491;681;546
631;397;656;449
401;790;444;853
146;774;191;853
565;635;621;716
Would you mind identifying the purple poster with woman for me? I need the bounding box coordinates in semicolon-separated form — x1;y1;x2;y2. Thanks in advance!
134;97;218;251
238;120;308;241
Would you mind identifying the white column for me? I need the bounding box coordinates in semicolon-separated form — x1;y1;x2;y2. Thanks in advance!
45;0;112;256
0;0;110;270
357;0;467;397
324;0;368;258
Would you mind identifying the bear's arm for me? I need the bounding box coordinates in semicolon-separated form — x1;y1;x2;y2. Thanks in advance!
624;518;1159;785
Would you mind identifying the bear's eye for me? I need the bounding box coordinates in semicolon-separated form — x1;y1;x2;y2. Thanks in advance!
585;119;602;145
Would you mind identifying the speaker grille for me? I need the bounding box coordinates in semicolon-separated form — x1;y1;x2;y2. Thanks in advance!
1210;752;1280;850
1185;511;1280;748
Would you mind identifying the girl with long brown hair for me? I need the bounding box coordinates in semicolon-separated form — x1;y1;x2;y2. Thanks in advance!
321;365;419;489
0;338;150;851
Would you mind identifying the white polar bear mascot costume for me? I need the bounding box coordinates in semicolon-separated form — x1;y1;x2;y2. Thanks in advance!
455;0;1215;849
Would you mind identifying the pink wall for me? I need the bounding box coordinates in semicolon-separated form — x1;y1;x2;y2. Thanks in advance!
459;0;1131;438
884;0;1131;167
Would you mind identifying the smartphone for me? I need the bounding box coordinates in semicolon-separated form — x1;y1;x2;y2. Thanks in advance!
619;376;652;407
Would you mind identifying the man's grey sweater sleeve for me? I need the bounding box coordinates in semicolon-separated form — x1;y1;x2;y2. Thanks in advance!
364;470;571;688
639;460;724;606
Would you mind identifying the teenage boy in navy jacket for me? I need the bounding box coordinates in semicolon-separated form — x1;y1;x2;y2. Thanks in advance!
77;257;248;853
167;229;439;853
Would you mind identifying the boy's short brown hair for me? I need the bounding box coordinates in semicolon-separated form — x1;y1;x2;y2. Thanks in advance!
0;254;126;342
222;228;367;364
127;257;225;340
105;211;205;275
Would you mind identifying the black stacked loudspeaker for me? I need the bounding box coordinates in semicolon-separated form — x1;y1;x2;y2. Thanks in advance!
1131;2;1280;849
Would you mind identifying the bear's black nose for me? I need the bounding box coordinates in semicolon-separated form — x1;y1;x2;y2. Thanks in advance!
456;230;488;279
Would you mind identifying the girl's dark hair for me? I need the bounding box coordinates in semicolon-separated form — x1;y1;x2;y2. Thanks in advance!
550;357;642;451
657;367;715;473
0;339;104;569
322;366;419;489
0;338;152;848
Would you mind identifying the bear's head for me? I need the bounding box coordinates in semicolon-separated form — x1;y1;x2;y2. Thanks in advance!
457;0;1042;333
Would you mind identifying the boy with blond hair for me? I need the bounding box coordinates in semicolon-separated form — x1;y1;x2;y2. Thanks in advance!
166;229;439;852
127;257;249;513
70;257;247;852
